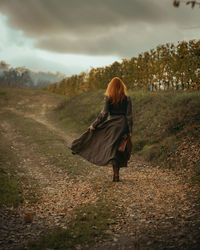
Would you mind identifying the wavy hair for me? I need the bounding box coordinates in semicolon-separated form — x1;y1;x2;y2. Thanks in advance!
105;77;127;105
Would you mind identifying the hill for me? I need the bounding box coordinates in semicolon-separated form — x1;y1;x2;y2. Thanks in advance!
1;86;199;174
49;89;200;172
0;61;64;88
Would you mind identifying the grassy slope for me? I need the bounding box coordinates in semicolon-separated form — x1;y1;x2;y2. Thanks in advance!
48;89;200;169
1;87;200;248
1;85;199;185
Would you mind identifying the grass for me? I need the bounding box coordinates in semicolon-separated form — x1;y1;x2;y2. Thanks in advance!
0;129;23;207
0;86;65;115
0;173;23;207
0;90;116;249
0;119;43;207
0;87;199;248
1;86;199;171
0;110;93;177
28;200;115;249
49;89;105;134
130;90;200;167
48;89;200;169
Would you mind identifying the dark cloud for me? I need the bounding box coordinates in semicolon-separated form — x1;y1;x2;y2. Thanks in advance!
0;0;166;36
36;23;183;57
0;0;199;56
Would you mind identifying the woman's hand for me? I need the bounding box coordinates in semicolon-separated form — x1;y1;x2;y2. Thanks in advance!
89;125;95;132
129;133;132;137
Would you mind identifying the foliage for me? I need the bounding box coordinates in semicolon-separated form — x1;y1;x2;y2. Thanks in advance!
0;61;64;89
173;0;200;8
45;39;200;95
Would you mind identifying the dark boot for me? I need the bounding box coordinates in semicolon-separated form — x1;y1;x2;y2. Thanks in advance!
112;160;119;182
112;165;117;182
116;166;120;182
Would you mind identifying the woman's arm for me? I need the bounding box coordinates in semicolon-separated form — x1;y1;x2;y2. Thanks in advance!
126;96;133;136
90;96;109;130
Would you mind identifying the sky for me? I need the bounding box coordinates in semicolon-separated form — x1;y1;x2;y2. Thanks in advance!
0;0;199;76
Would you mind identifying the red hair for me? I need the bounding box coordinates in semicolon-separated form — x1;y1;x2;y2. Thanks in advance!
105;77;127;105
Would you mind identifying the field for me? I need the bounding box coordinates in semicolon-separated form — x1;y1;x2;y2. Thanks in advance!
0;87;200;249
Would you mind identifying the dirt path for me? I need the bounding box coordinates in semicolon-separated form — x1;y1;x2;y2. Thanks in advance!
0;120;98;249
0;93;200;249
3;105;74;146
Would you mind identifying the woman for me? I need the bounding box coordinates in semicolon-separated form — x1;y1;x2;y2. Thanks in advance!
70;77;133;182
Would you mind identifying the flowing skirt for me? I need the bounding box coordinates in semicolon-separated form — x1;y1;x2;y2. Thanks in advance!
70;115;132;167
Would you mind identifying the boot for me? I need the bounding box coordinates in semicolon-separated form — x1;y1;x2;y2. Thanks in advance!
112;165;117;182
112;161;119;182
116;167;120;182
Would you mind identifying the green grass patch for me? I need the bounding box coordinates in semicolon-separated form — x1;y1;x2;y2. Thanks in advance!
0;130;23;207
0;124;42;206
138;136;177;164
0;175;23;207
49;89;105;134
28;201;115;249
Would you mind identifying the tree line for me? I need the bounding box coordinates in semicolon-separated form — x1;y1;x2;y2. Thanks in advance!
45;40;200;95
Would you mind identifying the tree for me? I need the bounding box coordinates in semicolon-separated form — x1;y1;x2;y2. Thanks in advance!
45;39;200;95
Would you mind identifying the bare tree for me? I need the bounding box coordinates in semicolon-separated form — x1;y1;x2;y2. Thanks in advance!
173;0;200;8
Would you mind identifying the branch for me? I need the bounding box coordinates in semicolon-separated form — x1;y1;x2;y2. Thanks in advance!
173;0;200;8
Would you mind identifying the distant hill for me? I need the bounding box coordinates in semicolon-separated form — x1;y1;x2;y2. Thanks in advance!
0;61;64;88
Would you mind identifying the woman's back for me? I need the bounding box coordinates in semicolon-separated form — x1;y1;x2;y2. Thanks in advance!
108;96;128;115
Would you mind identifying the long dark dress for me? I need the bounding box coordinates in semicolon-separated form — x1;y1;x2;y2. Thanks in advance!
70;95;133;167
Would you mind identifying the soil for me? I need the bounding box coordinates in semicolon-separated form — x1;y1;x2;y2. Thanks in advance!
0;92;199;250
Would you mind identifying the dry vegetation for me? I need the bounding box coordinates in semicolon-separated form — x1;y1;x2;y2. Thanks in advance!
0;87;199;249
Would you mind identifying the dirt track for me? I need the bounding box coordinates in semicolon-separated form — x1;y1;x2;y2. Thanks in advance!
0;91;199;249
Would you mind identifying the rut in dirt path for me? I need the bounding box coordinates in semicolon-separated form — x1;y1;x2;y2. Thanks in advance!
2;91;78;145
3;106;74;146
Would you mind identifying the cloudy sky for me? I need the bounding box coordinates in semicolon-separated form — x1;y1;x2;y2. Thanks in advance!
0;0;199;76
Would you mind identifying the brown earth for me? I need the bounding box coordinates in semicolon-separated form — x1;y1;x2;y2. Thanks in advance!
0;90;199;250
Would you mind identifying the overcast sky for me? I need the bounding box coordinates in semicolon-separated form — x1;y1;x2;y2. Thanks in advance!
0;0;199;76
